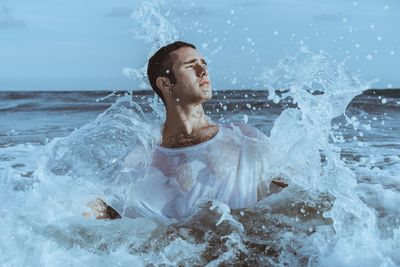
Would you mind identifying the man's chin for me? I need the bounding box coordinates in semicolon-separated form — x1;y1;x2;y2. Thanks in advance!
201;92;212;102
201;86;212;99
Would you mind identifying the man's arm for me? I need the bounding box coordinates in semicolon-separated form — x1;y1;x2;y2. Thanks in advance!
258;177;288;200
271;179;288;188
82;198;121;220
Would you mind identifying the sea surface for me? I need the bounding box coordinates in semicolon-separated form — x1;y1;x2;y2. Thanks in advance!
0;89;399;266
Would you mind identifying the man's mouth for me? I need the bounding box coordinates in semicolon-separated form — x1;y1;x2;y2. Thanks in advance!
199;79;209;86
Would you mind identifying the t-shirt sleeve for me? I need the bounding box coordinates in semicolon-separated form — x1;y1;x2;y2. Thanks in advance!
238;123;272;185
100;165;181;222
230;122;268;141
228;122;272;201
99;169;143;219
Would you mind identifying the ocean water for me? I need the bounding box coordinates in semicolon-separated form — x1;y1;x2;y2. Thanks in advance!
1;81;399;265
2;0;400;264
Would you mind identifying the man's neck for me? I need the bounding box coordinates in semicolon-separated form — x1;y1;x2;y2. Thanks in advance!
164;103;209;135
161;103;218;148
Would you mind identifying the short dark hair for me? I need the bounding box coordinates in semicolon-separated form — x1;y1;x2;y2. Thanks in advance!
147;41;196;103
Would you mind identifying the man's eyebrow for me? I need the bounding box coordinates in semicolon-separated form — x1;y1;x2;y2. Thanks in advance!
183;58;207;65
183;58;197;65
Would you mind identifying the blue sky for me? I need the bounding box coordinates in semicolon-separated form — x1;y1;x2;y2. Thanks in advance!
0;0;399;91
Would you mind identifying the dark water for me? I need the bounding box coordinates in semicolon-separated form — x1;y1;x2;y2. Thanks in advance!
1;89;399;148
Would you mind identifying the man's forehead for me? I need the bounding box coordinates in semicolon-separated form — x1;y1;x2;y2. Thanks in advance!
170;47;203;63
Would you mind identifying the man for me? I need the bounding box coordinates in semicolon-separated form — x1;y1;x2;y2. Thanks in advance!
84;41;286;220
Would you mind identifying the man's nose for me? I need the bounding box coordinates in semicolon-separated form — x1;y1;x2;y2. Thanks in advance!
195;64;207;77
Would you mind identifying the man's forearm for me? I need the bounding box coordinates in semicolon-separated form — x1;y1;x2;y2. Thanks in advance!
83;198;121;220
105;203;121;219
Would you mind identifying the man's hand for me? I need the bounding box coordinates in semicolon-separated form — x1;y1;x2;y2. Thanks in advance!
82;198;121;220
267;178;288;195
271;179;288;188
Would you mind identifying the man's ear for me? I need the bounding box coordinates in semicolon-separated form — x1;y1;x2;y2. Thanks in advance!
156;77;172;97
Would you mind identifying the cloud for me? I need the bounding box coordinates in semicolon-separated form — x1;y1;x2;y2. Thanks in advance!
104;6;133;18
0;6;27;29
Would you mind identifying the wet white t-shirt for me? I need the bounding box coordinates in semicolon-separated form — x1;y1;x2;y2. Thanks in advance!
103;123;271;221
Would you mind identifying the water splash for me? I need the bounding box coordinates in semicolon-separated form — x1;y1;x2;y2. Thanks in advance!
257;50;398;266
43;94;161;182
123;0;179;89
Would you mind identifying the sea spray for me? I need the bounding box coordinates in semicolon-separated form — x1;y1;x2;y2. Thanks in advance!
258;50;397;266
123;0;179;89
43;94;160;181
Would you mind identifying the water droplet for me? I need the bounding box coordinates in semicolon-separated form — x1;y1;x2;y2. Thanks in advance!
381;98;387;104
366;54;373;60
243;114;248;123
300;46;309;53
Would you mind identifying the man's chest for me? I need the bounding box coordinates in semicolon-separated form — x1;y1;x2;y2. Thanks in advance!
152;141;242;190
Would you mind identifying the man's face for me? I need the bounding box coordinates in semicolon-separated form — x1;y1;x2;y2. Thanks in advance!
169;47;212;105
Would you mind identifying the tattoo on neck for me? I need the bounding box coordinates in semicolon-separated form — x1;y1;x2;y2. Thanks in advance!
163;125;218;148
191;110;203;120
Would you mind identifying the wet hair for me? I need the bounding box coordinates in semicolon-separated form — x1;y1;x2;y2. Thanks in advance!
147;41;196;103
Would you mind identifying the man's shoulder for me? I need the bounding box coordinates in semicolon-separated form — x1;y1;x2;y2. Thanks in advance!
222;122;266;139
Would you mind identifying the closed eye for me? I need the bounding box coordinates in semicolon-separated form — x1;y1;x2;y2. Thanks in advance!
183;58;208;68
